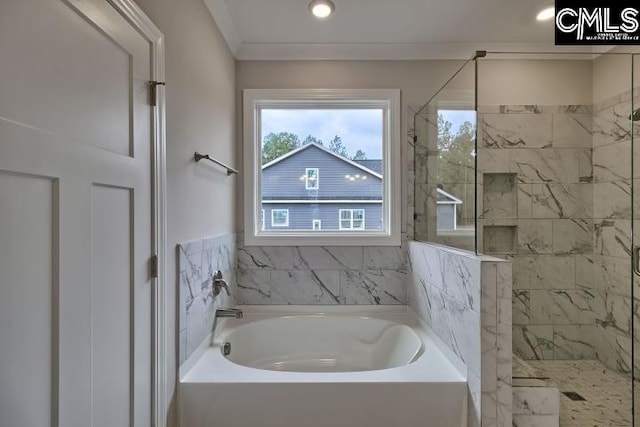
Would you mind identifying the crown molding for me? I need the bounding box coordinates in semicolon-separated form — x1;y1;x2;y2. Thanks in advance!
203;0;241;55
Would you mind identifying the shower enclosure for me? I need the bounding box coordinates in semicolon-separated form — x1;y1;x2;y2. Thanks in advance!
413;51;639;426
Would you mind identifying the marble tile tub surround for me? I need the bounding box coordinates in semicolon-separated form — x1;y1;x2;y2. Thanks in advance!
178;233;237;364
407;241;512;427
236;239;409;305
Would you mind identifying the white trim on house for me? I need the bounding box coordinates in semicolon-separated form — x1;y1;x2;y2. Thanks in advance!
312;219;322;230
305;167;319;190
262;142;383;180
262;199;382;204
271;209;289;227
436;188;463;204
339;208;366;230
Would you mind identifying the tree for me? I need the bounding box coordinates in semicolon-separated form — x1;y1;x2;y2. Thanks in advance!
351;150;367;160
302;135;323;145
327;135;348;157
262;132;301;164
436;113;476;226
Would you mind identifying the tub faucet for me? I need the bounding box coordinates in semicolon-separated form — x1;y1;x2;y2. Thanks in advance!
212;270;229;296
211;308;243;344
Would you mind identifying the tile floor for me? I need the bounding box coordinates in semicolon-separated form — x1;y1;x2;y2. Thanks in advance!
525;360;632;427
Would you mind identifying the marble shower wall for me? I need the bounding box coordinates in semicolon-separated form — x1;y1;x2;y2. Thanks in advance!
476;104;597;363
587;90;635;373
236;236;409;305
178;233;237;364
408;241;512;427
476;98;638;374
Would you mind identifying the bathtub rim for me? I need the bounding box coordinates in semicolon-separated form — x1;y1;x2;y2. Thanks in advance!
180;305;468;383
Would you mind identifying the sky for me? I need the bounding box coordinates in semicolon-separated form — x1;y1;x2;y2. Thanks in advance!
261;109;383;159
260;108;477;160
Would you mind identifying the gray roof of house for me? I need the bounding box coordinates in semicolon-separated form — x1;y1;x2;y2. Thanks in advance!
354;159;383;174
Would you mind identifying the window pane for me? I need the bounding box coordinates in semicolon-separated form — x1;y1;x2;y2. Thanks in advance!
261;109;383;232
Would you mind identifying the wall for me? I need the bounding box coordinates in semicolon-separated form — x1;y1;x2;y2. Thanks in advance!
130;0;236;424
408;241;513;427
237;244;407;304
177;234;237;364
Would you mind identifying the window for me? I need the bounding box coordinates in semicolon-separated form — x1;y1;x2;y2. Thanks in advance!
339;209;365;230
261;209;265;231
305;168;319;190
271;209;289;227
243;89;401;246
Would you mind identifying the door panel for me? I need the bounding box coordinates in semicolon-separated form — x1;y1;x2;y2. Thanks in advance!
0;0;153;425
0;172;55;427
91;185;132;427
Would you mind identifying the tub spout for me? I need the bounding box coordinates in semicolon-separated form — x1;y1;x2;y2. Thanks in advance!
210;308;243;344
216;308;243;319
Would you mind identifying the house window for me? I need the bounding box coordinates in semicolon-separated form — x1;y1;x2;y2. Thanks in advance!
271;209;289;227
305;168;319;190
339;209;365;230
244;89;401;246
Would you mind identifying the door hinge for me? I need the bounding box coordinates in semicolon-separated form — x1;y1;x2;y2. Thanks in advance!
149;81;166;107
150;254;159;279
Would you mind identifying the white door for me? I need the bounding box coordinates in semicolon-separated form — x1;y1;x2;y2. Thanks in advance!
0;0;155;426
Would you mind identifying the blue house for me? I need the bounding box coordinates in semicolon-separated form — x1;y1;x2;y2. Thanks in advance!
261;143;383;231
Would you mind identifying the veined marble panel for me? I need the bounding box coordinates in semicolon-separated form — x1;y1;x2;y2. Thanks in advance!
271;270;341;304
512;386;559;415
529;289;602;325
341;269;407;305
593;140;631;183
178;233;237;364
552;113;592;148
512;255;575;290
594;181;632;219
551;219;593;255
530;184;592;219
553;325;597;359
517;220;553;254
594;219;632;258
510;149;586;184
513;325;554;360
481;114;552;149
293;246;364;270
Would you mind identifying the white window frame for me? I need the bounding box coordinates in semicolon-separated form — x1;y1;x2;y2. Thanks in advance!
305;168;319;190
243;88;401;246
271;209;289;227
312;219;322;230
339;209;366;230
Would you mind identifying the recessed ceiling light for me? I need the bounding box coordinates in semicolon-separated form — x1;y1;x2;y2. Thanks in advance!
536;6;555;21
309;0;335;18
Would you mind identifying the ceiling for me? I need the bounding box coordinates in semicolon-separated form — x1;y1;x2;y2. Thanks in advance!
204;0;598;60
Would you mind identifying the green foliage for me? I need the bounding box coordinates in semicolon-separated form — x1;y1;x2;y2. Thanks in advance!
351;150;367;160
437;113;476;226
262;132;301;164
327;135;347;157
302;135;323;145
262;132;368;164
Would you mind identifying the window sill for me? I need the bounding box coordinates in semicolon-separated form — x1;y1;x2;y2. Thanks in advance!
244;231;401;247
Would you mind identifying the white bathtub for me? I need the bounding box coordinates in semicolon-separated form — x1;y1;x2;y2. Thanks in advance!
179;305;468;427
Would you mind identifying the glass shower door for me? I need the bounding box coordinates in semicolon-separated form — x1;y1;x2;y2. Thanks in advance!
633;53;640;427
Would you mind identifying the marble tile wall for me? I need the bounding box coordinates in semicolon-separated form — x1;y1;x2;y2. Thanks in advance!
408;241;512;427
589;90;635;374
236;236;409;305
475;104;599;363
178;233;237;364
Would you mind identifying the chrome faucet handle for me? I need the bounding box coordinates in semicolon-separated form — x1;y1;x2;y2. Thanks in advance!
212;270;230;296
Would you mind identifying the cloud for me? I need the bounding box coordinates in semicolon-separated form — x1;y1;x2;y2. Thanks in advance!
261;109;383;158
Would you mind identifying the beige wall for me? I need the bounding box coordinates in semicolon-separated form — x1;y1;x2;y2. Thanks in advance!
478;59;593;105
134;0;236;424
592;53;635;104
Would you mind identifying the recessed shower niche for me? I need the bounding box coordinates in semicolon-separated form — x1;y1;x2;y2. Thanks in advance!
482;173;517;219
